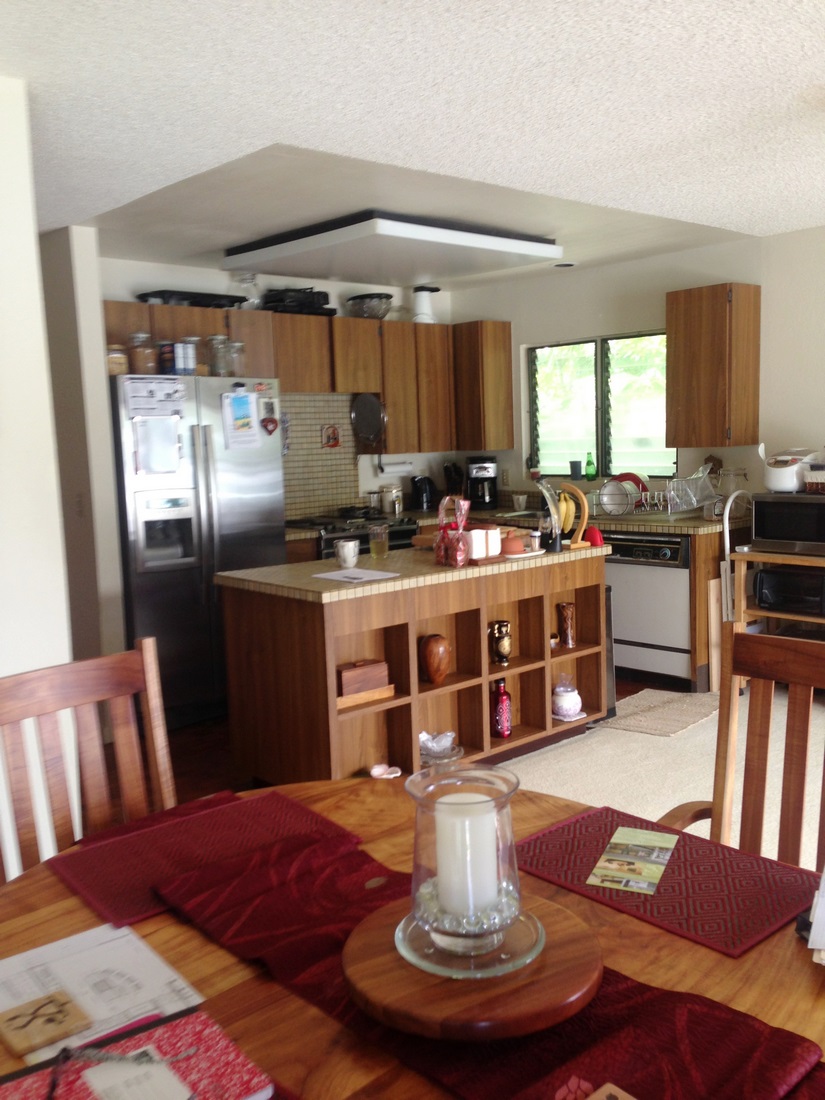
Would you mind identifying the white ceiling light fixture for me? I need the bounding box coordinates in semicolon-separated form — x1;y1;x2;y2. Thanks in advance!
223;210;563;287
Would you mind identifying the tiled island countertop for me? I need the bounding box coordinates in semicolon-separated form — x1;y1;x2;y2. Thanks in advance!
215;543;611;605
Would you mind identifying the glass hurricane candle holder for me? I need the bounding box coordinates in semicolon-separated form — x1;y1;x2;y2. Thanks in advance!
396;765;544;977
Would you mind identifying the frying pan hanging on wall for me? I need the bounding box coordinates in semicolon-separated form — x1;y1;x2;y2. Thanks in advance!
351;393;387;454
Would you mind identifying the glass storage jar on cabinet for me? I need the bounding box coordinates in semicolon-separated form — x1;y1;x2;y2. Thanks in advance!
228;340;246;378
717;467;749;519
207;334;231;376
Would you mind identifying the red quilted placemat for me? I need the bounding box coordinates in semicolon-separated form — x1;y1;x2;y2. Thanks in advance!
48;789;360;925
516;806;820;957
156;834;824;1100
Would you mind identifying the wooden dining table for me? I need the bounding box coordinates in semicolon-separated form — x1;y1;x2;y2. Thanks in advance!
0;778;822;1098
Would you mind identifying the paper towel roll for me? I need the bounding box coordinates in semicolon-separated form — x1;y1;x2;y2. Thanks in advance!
378;461;413;475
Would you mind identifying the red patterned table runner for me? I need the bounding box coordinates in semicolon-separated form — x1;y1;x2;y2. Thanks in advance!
155;832;824;1099
47;789;360;925
517;806;820;957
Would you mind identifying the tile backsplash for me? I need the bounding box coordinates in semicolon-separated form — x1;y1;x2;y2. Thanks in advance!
281;393;360;518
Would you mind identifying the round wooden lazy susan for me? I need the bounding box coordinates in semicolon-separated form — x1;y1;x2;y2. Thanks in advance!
342;894;603;1041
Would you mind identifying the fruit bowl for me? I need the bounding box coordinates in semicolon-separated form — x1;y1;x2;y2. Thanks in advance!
346;293;393;319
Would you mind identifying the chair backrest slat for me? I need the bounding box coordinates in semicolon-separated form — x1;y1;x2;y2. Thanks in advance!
0;638;176;882
109;694;150;822
739;677;773;855
74;701;112;834
777;682;814;866
0;720;40;873
716;630;825;872
36;712;75;854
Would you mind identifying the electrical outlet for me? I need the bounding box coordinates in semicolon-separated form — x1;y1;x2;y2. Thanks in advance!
501;468;510;487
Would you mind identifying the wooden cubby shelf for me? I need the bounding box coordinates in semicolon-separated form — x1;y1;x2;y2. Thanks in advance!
221;551;609;785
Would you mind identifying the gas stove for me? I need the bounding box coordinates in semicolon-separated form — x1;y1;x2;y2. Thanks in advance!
286;507;419;558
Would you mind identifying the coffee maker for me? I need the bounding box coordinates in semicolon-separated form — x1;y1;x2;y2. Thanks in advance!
466;457;498;511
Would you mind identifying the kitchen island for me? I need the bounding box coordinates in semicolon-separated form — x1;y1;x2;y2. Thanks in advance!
216;545;610;785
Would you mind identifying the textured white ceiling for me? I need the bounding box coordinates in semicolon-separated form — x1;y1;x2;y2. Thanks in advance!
4;0;825;280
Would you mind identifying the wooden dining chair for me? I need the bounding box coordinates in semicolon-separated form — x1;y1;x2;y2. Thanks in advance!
0;636;177;881
659;627;825;871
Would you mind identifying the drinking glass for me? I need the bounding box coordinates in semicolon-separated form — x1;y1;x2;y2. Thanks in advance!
369;523;389;559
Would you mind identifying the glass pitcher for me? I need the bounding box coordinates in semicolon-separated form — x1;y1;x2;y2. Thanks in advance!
717;467;749;519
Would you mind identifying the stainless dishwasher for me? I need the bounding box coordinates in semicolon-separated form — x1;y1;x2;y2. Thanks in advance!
603;531;692;682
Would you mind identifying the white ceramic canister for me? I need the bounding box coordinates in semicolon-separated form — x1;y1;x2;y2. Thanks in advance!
552;680;582;719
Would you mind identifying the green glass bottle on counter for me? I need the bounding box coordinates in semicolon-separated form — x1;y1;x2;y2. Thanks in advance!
585;452;597;481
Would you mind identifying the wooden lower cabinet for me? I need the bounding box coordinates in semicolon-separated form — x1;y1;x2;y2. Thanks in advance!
285;538;319;563
222;556;607;785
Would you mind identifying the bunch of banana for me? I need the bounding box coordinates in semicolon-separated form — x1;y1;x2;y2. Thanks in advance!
558;491;577;535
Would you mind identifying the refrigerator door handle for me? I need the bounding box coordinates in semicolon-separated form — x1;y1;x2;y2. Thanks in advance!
192;424;212;604
202;423;221;580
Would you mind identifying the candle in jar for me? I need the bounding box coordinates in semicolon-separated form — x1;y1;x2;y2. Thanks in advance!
434;792;499;915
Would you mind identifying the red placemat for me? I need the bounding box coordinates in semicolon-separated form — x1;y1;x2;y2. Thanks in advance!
48;789;360;925
156;838;824;1100
516;806;820;957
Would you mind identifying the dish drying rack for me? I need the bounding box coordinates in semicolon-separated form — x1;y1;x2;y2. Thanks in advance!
662;468;718;514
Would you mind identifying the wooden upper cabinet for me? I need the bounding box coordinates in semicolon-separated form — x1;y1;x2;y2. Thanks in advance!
331;317;383;393
665;283;761;448
103;300;152;347
381;320;419;453
452;320;514;451
416;324;454;453
226;310;274;378
271;313;332;392
148;304;227;345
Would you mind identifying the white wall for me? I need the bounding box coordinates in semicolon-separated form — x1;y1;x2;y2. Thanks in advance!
0;78;72;675
760;226;825;449
41;226;125;658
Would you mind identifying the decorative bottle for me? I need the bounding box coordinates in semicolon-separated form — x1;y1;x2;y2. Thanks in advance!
585;452;597;481
491;678;512;738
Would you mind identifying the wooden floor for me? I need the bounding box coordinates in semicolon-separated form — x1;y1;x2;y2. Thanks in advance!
165;670;669;803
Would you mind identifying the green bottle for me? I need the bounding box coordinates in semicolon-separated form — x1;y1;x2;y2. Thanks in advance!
585;452;597;481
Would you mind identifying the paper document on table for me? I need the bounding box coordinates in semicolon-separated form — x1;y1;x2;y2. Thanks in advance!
586;826;678;895
315;568;400;583
0;925;202;1064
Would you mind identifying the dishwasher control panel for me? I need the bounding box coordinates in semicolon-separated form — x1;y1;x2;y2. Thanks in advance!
601;532;690;567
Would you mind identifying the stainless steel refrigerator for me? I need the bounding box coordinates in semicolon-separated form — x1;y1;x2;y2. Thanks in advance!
111;375;286;723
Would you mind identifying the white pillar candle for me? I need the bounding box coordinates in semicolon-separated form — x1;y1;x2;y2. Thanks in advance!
434;791;499;915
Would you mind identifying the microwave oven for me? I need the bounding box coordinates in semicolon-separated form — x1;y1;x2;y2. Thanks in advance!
751;493;825;555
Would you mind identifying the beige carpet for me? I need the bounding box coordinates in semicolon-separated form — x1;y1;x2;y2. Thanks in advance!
596;689;720;736
507;686;825;871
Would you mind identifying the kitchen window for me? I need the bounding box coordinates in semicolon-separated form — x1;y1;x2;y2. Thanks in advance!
527;332;676;478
